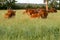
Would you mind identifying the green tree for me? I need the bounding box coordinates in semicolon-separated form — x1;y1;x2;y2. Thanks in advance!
58;0;60;8
50;0;58;7
0;0;7;2
5;0;17;9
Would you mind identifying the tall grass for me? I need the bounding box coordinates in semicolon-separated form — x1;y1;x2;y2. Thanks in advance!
0;10;60;40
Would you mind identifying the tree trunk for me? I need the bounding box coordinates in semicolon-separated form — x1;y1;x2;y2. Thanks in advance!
46;0;48;11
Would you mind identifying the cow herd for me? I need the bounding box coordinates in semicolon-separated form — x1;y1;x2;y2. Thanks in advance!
24;7;57;18
4;7;57;19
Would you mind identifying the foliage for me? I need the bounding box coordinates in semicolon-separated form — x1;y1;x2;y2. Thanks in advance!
0;0;60;10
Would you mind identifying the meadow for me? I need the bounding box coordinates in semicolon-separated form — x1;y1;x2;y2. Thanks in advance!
0;10;60;40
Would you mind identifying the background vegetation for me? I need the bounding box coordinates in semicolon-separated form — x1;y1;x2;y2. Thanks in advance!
0;0;60;10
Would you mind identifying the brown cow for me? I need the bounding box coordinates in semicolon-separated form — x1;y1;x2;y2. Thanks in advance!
4;9;16;18
27;9;41;18
38;8;48;18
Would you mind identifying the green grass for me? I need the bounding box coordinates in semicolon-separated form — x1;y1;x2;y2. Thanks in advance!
0;10;60;40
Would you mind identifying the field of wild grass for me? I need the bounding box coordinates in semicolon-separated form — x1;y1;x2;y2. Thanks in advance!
0;10;60;40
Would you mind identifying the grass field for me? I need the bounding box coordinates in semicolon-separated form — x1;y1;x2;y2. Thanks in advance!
0;10;60;40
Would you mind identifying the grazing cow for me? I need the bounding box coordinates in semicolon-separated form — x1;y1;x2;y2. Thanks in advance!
4;9;16;18
38;8;48;18
27;9;40;18
26;9;35;15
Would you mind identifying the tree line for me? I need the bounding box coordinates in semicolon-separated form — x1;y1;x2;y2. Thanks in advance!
0;0;60;10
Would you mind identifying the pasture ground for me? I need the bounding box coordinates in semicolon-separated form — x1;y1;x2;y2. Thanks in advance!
0;10;60;40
